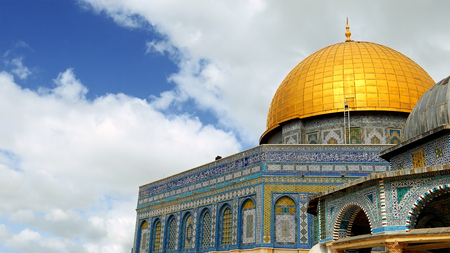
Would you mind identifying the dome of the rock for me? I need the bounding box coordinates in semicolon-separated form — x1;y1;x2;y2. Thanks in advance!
262;40;435;143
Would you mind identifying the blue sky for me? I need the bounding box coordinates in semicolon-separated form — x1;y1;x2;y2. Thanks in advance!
0;0;449;252
1;0;176;99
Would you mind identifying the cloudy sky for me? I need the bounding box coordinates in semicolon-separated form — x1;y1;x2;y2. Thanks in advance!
0;0;449;252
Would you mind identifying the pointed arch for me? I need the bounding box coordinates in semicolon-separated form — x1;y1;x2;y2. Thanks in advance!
137;220;150;253
165;215;177;251
333;203;372;240
199;208;212;249
152;219;162;252
274;196;297;245
219;204;232;246
241;198;256;246
182;212;194;250
406;184;450;231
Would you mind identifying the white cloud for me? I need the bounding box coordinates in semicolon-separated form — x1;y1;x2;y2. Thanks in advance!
80;0;450;146
11;57;32;80
0;69;240;252
1;1;449;252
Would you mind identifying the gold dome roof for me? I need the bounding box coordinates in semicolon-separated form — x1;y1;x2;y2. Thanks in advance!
263;41;435;141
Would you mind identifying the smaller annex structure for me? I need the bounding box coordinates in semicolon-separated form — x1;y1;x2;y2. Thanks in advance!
307;75;450;253
132;22;436;253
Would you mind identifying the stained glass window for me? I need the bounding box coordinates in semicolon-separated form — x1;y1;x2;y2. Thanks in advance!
221;207;232;245
153;221;161;252
201;211;211;248
139;221;149;253
184;215;193;249
167;217;177;250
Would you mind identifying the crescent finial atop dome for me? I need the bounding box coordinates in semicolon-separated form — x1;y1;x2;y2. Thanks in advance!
345;17;352;42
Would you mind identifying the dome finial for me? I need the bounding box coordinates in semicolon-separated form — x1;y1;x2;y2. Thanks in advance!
345;17;352;42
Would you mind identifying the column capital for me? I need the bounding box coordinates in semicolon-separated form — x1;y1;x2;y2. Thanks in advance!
384;240;408;253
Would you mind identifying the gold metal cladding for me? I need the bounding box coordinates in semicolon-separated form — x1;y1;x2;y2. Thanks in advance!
265;41;435;133
345;18;351;42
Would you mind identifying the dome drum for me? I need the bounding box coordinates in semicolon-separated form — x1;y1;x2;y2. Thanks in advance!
263;111;408;145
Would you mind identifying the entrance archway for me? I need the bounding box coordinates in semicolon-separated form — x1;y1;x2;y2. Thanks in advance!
333;204;372;240
407;185;450;231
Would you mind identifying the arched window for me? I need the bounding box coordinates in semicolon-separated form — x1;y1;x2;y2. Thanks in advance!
183;214;193;250
221;206;232;245
153;220;161;252
166;217;177;251
200;210;212;249
241;199;256;245
138;221;149;253
274;196;297;245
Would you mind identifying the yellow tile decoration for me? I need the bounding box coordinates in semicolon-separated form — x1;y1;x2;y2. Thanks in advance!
263;41;434;141
412;150;426;169
275;196;296;206
153;221;161;252
221;208;232;244
141;220;148;228
263;184;336;237
243;199;256;209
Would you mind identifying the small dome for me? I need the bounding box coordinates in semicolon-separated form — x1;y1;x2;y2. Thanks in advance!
404;76;450;140
261;41;435;143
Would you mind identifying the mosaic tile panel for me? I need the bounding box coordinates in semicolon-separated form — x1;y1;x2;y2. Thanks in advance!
211;204;216;247
412;150;426;169
242;199;256;245
275;196;296;245
388;128;402;144
221;207;232;245
138;144;391;206
160;216;165;251
390;179;432;219
139;223;149;253
153;220;161;252
428;134;450;166
348;127;361;144
232;200;238;245
397;175;450;227
299;202;309;244
183;215;193;249
263;184;337;239
191;210;197;249
322;128;344;144
256;185;262;245
140;186;257;218
304;114;406;133
306;132;319;144
391;152;410;171
284;133;299;144
365;127;385;144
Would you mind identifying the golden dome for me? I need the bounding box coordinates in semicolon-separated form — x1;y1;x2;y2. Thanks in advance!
263;41;435;140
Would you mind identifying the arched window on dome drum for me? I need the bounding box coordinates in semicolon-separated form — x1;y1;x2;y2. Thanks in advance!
152;220;161;252
166;217;177;251
220;206;232;245
183;214;193;250
200;210;212;249
274;196;297;245
241;199;256;245
138;221;149;253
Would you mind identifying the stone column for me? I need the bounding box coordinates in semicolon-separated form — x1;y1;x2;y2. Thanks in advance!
384;240;408;253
